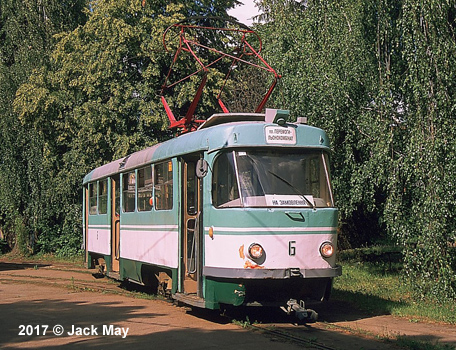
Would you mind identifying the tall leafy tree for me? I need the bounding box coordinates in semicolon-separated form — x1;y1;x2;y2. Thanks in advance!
12;0;239;255
385;0;456;299
258;0;456;300
257;0;388;246
0;0;87;252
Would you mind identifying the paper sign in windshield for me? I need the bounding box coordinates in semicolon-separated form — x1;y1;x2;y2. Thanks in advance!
265;195;313;207
265;126;296;144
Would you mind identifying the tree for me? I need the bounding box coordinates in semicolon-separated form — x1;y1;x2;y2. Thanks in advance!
258;0;456;301
11;0;239;255
257;0;388;246
0;0;87;253
385;0;456;300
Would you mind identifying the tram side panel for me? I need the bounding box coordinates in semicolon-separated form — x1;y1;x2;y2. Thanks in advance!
119;211;179;286
117;160;179;291
84;160;180;293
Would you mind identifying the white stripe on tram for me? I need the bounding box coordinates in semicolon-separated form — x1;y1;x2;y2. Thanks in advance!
204;226;337;233
120;224;178;230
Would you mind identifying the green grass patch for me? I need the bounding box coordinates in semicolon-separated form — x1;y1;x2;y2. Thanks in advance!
333;261;456;324
395;336;456;350
33;251;86;265
2;250;86;267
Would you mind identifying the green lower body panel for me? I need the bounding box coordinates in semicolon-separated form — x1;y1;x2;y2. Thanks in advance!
103;256;112;272
119;258;178;293
204;276;332;309
87;252;111;272
205;278;246;308
120;258;141;282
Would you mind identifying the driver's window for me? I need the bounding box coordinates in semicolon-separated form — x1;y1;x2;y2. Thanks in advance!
212;152;240;207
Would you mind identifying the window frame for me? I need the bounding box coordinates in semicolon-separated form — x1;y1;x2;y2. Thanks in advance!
211;149;334;209
98;179;108;215
211;151;241;208
88;182;98;215
137;165;153;212
122;171;136;213
154;160;174;211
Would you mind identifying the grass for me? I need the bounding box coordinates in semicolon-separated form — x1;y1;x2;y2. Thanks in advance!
1;250;86;266
395;336;456;350
332;261;456;325
33;251;86;265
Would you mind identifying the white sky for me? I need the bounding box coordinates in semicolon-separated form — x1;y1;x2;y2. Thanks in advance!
227;0;261;26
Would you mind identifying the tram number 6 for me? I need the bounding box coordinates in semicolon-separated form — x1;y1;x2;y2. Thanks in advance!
288;241;296;256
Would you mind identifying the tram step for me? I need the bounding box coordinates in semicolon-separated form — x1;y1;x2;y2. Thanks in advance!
107;271;121;280
172;293;205;308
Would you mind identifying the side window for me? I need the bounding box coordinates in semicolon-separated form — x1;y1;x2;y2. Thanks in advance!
186;161;198;215
155;161;173;210
309;156;320;198
138;166;153;211
89;183;97;215
98;179;108;214
123;172;136;212
212;152;240;207
114;177;120;215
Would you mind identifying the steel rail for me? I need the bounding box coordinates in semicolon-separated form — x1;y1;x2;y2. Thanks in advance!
250;324;338;350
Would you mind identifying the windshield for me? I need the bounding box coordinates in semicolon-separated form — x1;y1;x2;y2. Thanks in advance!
212;149;334;208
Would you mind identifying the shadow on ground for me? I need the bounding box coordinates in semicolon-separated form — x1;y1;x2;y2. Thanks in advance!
0;261;50;271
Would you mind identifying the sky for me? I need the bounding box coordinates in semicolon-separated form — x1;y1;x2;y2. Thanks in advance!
227;0;261;26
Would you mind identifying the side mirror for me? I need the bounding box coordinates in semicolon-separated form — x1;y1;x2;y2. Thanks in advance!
196;159;209;178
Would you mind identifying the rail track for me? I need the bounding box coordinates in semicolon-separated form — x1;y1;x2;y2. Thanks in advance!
2;259;452;350
249;324;339;350
0;262;365;349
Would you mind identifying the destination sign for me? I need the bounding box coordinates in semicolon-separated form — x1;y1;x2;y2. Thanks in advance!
265;126;296;144
265;195;313;207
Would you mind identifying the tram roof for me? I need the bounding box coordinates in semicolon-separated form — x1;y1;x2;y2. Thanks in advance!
83;113;330;184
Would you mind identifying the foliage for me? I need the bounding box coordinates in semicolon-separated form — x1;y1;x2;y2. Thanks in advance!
0;0;88;254
258;0;456;301
2;0;238;256
0;238;8;254
333;262;456;325
338;245;403;268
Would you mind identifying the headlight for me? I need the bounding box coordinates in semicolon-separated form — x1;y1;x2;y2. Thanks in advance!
320;242;334;258
248;243;264;260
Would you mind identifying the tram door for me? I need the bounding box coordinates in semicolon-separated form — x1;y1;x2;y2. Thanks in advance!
111;175;120;273
182;156;202;295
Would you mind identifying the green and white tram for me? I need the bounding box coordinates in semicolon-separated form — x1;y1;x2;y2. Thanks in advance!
83;110;341;316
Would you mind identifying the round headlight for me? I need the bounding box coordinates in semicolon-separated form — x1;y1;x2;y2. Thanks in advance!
248;243;264;260
320;242;334;258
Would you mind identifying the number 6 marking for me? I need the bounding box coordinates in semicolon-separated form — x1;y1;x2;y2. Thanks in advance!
289;241;296;256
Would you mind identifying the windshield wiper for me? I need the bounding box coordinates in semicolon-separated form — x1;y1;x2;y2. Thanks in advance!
266;170;316;209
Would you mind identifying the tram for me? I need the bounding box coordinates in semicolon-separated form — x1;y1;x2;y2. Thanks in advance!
83;109;340;314
82;19;341;319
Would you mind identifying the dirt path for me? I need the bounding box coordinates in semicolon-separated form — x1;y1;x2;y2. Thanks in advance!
0;258;454;350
